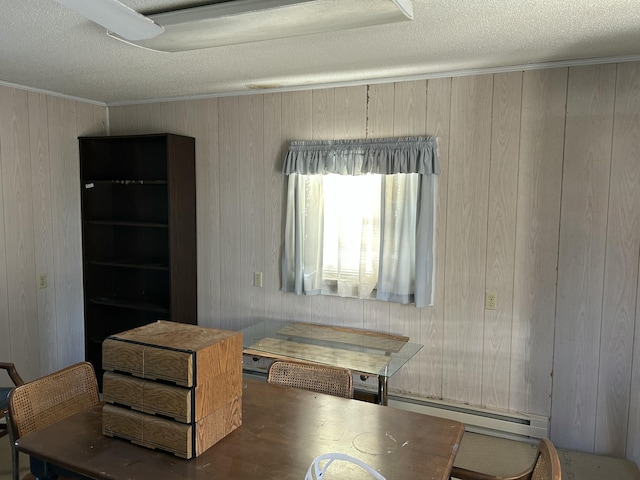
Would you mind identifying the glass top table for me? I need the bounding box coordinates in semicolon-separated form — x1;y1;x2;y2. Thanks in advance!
241;320;423;405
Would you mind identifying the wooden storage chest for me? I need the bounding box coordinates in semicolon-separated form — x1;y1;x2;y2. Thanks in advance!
102;321;242;458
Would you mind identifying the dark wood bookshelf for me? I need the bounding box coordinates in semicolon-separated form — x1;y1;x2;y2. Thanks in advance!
79;133;197;387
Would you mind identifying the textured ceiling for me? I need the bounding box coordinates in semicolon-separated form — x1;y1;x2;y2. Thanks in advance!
2;0;640;105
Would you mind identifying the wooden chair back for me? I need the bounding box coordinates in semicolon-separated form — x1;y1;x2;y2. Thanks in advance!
267;360;353;399
450;438;561;480
7;362;100;480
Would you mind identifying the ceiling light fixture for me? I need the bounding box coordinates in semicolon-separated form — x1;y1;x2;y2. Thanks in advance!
130;0;414;52
54;0;164;41
57;0;414;53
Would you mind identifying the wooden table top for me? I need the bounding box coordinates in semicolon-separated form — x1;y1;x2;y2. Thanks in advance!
16;379;464;480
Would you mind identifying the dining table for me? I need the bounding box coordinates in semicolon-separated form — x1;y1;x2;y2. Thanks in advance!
16;378;464;480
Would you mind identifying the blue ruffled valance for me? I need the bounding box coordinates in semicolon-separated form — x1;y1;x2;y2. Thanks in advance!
282;136;439;176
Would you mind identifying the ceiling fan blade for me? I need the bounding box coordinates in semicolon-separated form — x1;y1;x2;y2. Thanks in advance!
54;0;164;41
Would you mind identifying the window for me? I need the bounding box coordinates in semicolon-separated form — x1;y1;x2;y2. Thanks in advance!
322;173;381;298
281;137;438;307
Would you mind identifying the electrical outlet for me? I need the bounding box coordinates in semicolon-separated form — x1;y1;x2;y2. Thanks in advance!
485;290;497;310
38;273;47;289
253;271;263;287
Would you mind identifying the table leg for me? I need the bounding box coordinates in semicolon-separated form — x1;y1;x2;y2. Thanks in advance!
378;377;388;406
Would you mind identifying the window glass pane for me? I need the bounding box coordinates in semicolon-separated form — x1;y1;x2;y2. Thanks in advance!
322;174;381;285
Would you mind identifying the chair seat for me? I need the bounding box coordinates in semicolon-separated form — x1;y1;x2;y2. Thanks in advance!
450;438;561;480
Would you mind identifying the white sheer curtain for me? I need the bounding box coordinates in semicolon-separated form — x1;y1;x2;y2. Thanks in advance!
282;174;324;295
281;136;438;307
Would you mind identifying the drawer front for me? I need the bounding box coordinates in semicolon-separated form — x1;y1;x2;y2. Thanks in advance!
103;404;193;458
102;338;145;376
102;401;241;459
102;403;144;444
103;372;144;410
103;338;194;386
143;413;193;458
103;372;193;423
144;380;192;423
144;346;193;386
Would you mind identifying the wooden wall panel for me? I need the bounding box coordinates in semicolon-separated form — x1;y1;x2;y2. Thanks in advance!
196;98;221;329
0;86;106;381
443;74;493;405
131;103;164;133
47;97;84;368
420;77;452;399
596;62;640;457
312;88;335;141
0;87;18;382
262;93;284;322
173;100;199;136
131;103;159;134
551;64;616;451
366;83;395;139
238;95;265;328
510;68;567;415
0;91;9;380
76;102;107;137
159;102;178;133
27;92;57;375
629;255;640;463
218;97;242;330
108;104;137;135
0;208;8;384
482;72;522;410
0;87;39;380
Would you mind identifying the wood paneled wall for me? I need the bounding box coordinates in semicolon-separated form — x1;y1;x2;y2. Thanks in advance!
2;60;640;466
0;86;105;383
109;62;640;463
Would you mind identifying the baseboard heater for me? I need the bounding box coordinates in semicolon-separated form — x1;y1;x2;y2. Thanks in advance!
387;394;549;442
